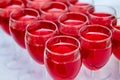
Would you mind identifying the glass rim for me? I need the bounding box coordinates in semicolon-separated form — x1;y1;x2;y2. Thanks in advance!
111;17;120;32
40;1;68;14
79;24;112;43
58;12;89;26
87;5;116;18
10;8;40;23
26;20;58;38
69;1;94;7
45;35;80;56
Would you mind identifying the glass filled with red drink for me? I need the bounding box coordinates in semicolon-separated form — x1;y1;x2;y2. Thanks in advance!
111;17;120;76
25;20;59;64
44;35;82;80
0;0;25;63
87;5;116;29
9;8;40;48
69;0;94;14
18;20;58;80
40;1;68;25
0;0;24;35
58;12;88;38
79;24;112;80
5;8;40;69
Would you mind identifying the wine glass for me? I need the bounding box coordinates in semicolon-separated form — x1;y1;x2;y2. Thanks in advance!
18;20;58;80
58;12;88;38
87;5;116;29
44;35;82;80
0;0;24;35
9;8;40;48
6;8;40;69
111;17;120;77
40;1;68;25
69;0;94;14
0;0;24;57
79;24;112;80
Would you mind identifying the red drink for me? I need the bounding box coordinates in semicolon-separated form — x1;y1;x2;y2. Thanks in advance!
25;20;58;64
111;18;120;60
79;25;112;70
40;2;68;23
62;19;85;36
9;8;40;48
59;12;88;37
26;29;55;64
0;0;24;35
45;36;81;80
89;12;116;28
80;32;111;70
69;2;94;14
88;6;116;29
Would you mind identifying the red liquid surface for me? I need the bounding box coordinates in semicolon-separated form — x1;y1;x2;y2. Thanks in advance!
45;42;81;80
69;3;94;14
26;28;55;64
89;12;116;29
10;15;37;48
80;32;111;70
60;19;84;37
112;26;120;60
0;5;22;35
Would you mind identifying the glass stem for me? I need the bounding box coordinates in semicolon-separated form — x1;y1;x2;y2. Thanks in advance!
91;70;95;80
119;62;120;76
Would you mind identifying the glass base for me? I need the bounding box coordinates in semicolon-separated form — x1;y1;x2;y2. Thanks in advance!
82;55;120;80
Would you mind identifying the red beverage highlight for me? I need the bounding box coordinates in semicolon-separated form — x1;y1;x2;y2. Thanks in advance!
80;32;111;70
45;42;81;80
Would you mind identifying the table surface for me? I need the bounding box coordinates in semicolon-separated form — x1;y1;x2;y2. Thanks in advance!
0;0;120;80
